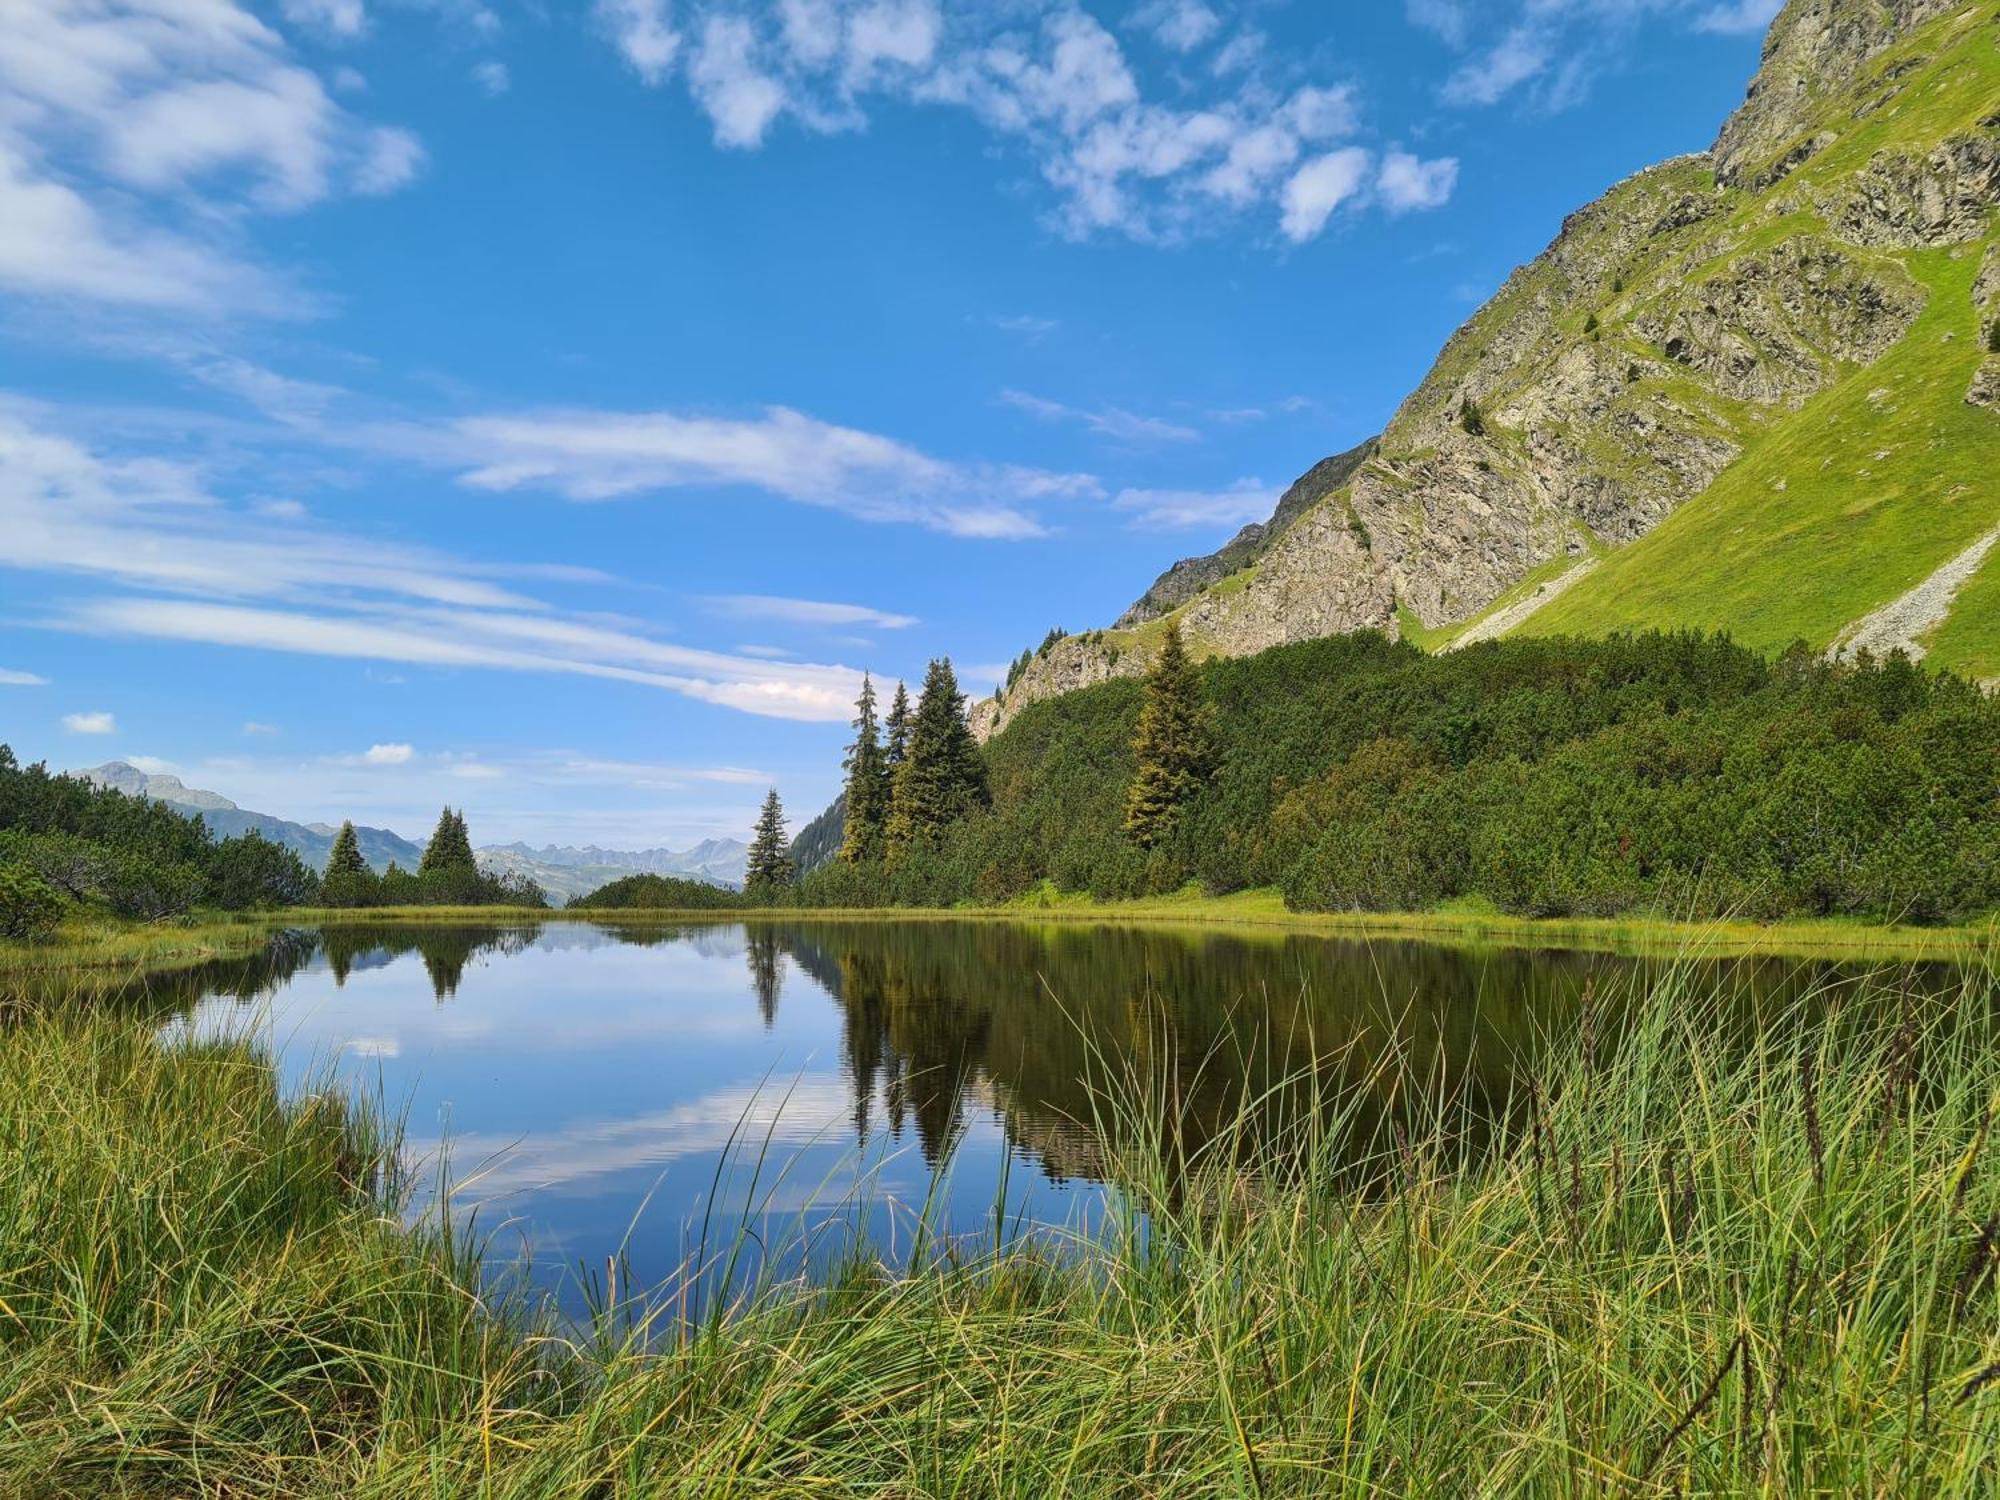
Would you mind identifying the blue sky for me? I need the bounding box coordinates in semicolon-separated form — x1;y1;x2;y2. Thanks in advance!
0;0;1779;849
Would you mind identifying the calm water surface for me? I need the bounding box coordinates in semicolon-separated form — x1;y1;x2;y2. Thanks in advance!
160;919;1966;1312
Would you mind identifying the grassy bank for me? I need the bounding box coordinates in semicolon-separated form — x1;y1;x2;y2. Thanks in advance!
4;956;2000;1494
0;912;288;978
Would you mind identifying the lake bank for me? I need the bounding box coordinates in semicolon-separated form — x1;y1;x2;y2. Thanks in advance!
15;894;1995;979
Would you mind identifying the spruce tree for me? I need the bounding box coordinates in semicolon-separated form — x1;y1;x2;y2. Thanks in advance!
419;807;476;875
1123;621;1213;848
885;658;989;857
884;681;911;766
839;674;887;863
746;789;794;892
325;820;367;880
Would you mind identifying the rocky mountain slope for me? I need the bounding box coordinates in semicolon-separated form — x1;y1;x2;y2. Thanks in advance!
974;0;1998;737
77;763;747;895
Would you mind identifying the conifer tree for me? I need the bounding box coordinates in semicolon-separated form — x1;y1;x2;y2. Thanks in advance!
419;807;476;875
839;674;888;863
885;658;988;857
1124;621;1213;848
746;788;794;892
884;681;911;767
325;820;367;880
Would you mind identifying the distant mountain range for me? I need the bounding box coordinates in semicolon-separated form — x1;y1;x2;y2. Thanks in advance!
77;763;747;898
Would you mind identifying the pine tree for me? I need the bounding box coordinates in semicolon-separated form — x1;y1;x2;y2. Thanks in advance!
325;820;367;880
839;674;888;863
1123;621;1213;848
885;658;989;857
419;807;476;875
746;788;794;891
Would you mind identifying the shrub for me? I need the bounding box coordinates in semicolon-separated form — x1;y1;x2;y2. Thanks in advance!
0;861;63;940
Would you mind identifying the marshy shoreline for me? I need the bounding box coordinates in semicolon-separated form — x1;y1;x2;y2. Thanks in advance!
2;929;1998;1494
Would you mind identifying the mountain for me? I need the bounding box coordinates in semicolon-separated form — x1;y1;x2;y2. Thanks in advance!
76;763;748;896
80;763;424;871
974;0;1998;738
475;840;748;900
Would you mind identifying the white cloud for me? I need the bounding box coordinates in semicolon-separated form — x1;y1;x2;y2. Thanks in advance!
243;720;280;734
430;404;1094;538
125;754;177;774
364;742;415;764
63;711;116;734
1280;147;1371;243
1441;25;1550;106
1112;478;1277;531
0;668;48;686
281;0;367;39
1130;0;1220;53
585;4;1417;243
689;15;789;148
0;0;421;314
999;389;1198;444
1692;0;1782;34
703;596;919;630
0;407;876;723
1377;149;1458;214
598;0;681;82
1406;0;1470;46
472;60;511;95
354;127;425;194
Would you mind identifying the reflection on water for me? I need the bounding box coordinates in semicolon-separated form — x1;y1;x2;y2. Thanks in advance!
148;919;1970;1311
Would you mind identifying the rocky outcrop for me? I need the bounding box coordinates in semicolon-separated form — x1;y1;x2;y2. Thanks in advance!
1973;241;2000;409
1834;135;2000;248
1711;0;1962;187
1634;237;1923;403
1115;439;1377;628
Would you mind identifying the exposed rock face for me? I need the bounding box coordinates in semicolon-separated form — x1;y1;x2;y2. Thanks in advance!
1973;242;2000;409
1116;439;1378;628
1711;0;1962;187
1634;236;1923;403
1835;135;2000;247
971;0;1995;739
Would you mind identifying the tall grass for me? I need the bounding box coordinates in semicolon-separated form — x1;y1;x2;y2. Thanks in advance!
2;955;1998;1495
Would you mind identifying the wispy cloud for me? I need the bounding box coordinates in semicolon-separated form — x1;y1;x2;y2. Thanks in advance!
401;405;1093;540
702;596;919;630
999;389;1198;445
990;313;1059;340
1111;478;1277;531
62;711;116;734
364;742;415;764
1;406;871;723
0;668;48;687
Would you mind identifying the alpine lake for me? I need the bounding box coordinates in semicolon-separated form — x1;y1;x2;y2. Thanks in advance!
148;917;1977;1318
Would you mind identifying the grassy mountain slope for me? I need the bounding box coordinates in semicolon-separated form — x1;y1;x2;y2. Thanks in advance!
1519;9;2000;674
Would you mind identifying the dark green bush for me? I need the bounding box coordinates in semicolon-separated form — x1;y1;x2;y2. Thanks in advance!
0;861;63;940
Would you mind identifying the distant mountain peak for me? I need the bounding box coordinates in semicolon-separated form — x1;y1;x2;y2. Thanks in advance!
82;762;238;813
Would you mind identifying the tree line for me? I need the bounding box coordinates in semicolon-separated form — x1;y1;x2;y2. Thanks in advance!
0;747;543;940
763;626;1998;925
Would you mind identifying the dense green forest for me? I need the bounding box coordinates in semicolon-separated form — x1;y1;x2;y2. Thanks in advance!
797;631;2000;925
0;748;541;938
317;810;545;910
567;873;741;910
0;746;317;938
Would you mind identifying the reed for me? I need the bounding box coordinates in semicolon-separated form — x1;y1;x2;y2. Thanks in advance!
2;953;1997;1495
